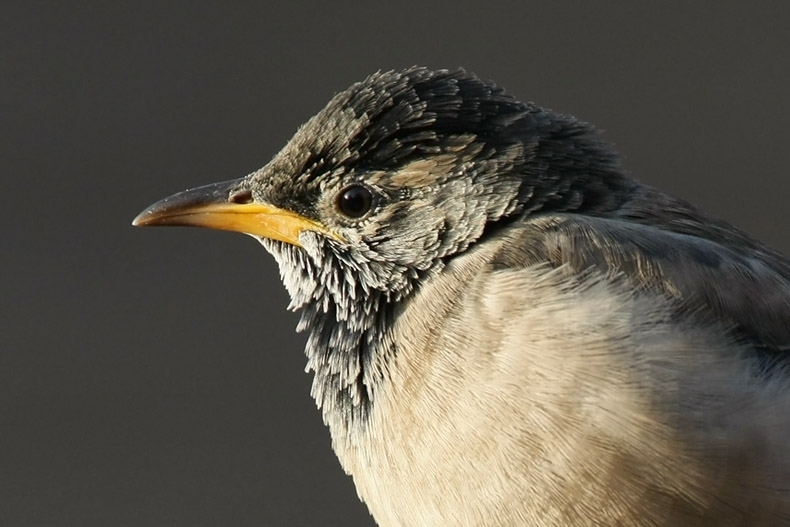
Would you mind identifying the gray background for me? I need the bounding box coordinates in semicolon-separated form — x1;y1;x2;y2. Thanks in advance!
3;2;789;526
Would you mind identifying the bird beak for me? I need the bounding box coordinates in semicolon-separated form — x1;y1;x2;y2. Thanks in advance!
132;178;332;247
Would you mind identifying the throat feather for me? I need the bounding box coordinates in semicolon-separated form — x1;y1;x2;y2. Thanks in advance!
261;238;396;428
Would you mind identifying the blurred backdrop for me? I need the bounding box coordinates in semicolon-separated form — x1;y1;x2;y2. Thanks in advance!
2;3;789;526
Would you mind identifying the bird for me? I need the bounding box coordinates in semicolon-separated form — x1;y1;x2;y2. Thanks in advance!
133;67;790;526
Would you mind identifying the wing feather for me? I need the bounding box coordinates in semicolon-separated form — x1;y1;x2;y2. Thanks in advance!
492;213;790;356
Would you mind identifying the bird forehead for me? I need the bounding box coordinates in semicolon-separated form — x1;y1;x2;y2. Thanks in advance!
247;68;534;204
266;70;476;178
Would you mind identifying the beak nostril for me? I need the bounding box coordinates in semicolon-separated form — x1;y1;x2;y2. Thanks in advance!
229;189;254;204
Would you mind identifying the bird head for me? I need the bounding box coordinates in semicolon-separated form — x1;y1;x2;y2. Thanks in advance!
133;67;629;426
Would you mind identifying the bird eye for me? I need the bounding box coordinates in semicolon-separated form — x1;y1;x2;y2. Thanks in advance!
337;184;374;219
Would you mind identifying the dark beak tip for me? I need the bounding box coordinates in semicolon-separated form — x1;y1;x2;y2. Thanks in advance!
132;204;165;227
131;198;185;228
131;210;148;227
132;178;246;228
132;214;147;227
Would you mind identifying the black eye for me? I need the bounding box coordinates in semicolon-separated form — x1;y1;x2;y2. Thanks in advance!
337;184;374;218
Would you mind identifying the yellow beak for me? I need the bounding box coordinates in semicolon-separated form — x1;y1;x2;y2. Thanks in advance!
132;179;333;247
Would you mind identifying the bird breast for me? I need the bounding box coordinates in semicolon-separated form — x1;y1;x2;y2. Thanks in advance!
330;230;790;526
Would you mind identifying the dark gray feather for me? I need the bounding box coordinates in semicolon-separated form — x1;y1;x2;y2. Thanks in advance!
490;209;790;362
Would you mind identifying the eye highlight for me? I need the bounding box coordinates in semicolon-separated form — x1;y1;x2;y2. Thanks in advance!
337;184;374;219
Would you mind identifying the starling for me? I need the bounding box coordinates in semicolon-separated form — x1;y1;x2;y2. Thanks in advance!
134;67;790;526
